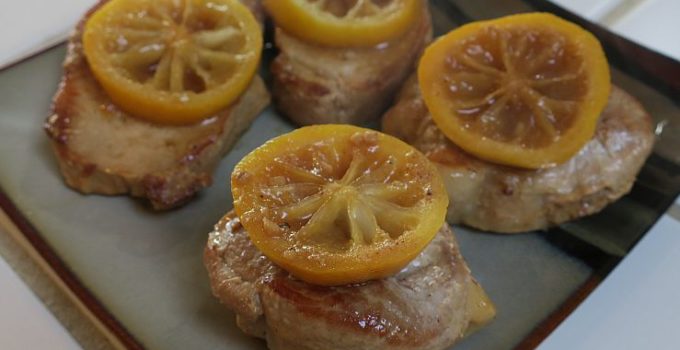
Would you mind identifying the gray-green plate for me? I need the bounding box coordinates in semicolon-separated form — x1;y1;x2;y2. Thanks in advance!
1;0;679;349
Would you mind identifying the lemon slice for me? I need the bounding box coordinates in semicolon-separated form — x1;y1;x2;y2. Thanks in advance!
263;0;420;47
231;125;448;286
83;0;263;124
419;13;610;168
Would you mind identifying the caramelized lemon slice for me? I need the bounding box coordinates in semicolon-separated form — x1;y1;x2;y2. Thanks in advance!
232;125;448;286
419;13;610;169
83;0;262;125
263;0;420;47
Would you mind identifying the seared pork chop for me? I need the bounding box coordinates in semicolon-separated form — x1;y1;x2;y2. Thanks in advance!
44;0;270;210
204;211;494;350
383;75;655;233
269;1;432;126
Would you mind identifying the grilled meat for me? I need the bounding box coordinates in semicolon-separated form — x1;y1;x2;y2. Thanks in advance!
269;1;432;126
383;75;655;233
204;211;493;350
44;0;270;210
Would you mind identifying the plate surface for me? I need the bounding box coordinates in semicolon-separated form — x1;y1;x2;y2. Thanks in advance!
0;1;678;349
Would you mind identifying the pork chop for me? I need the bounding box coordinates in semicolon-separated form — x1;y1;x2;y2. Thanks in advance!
204;211;494;350
269;1;432;126
382;75;655;233
44;0;270;210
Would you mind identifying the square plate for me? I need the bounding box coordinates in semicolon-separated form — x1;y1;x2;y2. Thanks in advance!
0;1;678;349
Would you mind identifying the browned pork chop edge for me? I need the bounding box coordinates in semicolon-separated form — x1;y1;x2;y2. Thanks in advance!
270;1;433;126
44;0;270;210
204;211;489;350
383;75;655;233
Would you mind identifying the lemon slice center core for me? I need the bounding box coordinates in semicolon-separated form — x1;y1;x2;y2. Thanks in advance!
255;131;423;250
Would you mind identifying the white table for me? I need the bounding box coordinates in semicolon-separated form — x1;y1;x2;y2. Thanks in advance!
538;199;680;349
0;255;80;349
